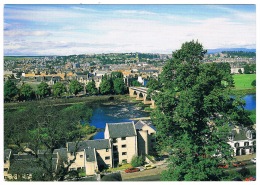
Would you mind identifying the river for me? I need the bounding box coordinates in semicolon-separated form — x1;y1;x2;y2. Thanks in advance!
90;94;256;139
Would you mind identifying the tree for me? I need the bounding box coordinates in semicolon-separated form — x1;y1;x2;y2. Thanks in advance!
151;40;251;181
251;80;256;87
52;82;66;97
131;155;144;167
69;80;83;95
238;68;243;74
131;80;141;87
99;78;112;95
4;80;19;101
20;83;35;101
113;78;126;94
36;82;50;98
86;80;98;95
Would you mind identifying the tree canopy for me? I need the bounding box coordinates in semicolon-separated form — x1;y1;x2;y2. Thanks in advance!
20;83;35;101
69;80;83;95
4;80;19;102
86;79;98;95
52;82;66;97
36;82;51;98
150;40;252;181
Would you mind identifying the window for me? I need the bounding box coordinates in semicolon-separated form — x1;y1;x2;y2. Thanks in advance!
106;148;109;152
122;152;127;155
105;156;110;160
121;137;126;140
70;152;74;156
80;155;83;158
122;144;126;148
113;138;117;143
228;133;234;141
234;143;239;147
113;146;118;151
244;142;249;146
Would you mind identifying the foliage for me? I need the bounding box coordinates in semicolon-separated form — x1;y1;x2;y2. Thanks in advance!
113;78;126;94
4;80;19;101
238;68;243;74
86;80;98;95
36;82;50;98
131;80;142;87
130;155;145;167
152;40;252;181
99;78;112;95
244;64;256;74
251;80;256;87
4;101;94;181
69;80;83;95
52;82;66;97
101;173;122;181
20;83;35;101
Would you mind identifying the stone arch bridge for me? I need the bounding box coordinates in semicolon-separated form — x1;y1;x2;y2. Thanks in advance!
129;87;156;108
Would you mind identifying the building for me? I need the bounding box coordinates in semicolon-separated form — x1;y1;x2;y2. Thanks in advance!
104;122;138;167
227;126;256;156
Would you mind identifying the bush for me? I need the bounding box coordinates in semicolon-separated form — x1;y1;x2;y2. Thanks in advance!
131;155;145;167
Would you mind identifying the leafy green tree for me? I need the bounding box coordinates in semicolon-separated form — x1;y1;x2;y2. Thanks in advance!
251;80;256;87
151;40;251;181
111;71;123;79
20;83;35;101
130;155;144;167
100;78;112;95
36;82;50;98
131;80;141;87
86;80;98;95
4;80;19;101
52;82;66;97
113;78;126;94
69;80;83;95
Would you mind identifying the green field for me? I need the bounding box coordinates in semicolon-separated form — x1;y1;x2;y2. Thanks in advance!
233;74;256;90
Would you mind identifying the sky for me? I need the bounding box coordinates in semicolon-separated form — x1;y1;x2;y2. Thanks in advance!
3;4;256;56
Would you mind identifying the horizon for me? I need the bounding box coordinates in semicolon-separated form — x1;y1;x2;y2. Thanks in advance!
4;4;256;56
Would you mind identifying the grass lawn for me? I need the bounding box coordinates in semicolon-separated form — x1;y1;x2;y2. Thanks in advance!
233;74;256;90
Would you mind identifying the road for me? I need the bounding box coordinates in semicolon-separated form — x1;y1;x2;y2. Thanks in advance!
122;163;256;181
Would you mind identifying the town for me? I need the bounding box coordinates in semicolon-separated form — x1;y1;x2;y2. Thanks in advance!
4;50;256;181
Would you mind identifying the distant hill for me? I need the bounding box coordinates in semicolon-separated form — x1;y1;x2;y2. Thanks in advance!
207;48;256;54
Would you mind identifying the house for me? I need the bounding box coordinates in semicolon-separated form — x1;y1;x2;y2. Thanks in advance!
6;151;60;180
66;139;112;175
135;120;156;156
104;122;138;167
227;126;256;156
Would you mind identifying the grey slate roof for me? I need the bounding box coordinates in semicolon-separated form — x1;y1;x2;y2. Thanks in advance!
67;139;110;153
107;122;136;138
85;148;96;162
135;120;156;131
232;127;256;141
53;148;68;162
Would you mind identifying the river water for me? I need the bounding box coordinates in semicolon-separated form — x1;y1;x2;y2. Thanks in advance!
90;94;256;139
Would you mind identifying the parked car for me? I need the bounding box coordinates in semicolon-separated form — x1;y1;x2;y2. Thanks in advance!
144;164;156;170
232;161;246;167
217;164;229;169
251;158;256;164
125;167;140;173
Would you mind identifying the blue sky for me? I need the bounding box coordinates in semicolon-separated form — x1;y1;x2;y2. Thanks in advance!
4;4;256;56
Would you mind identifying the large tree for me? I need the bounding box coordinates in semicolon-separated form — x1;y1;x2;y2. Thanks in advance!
99;77;112;95
4;80;19;102
20;83;35;101
86;79;98;95
52;82;66;97
151;40;252;181
113;78;126;94
69;80;83;95
36;82;50;98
